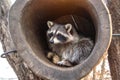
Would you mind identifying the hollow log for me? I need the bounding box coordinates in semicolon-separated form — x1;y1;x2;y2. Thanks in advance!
8;0;112;80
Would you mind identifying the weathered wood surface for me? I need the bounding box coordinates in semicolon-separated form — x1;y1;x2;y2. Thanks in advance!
108;0;120;80
8;0;112;80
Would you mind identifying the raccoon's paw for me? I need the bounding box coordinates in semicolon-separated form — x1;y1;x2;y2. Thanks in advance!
57;60;72;67
53;55;60;64
47;52;54;59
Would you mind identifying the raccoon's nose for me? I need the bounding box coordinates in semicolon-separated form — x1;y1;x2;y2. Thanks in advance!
49;40;54;44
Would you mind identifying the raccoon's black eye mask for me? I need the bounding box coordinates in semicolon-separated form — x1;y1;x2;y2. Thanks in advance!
57;33;67;42
48;33;53;38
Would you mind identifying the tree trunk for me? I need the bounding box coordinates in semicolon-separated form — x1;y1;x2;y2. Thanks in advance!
108;0;120;80
0;0;47;80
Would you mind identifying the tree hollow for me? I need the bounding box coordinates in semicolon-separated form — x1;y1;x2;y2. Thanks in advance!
9;0;112;80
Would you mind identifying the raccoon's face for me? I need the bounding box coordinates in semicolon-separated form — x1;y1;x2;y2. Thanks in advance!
47;21;74;44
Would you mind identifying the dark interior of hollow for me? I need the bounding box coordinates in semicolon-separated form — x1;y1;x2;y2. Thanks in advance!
21;0;96;65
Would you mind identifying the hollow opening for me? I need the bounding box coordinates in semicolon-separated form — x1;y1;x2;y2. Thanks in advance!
21;0;96;66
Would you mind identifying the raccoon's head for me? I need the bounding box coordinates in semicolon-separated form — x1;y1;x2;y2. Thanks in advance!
47;21;74;44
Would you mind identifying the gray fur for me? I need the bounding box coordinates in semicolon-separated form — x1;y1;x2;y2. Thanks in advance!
47;21;94;66
62;38;94;65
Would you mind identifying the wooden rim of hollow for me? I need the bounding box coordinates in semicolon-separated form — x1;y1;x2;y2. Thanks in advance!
9;0;112;80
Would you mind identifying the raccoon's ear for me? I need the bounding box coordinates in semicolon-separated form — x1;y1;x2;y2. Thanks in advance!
65;24;72;33
47;21;54;28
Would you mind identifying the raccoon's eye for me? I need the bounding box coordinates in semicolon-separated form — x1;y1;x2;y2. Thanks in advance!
57;33;67;42
48;33;53;38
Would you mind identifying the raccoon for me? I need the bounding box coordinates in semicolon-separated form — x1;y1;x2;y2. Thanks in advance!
46;21;94;67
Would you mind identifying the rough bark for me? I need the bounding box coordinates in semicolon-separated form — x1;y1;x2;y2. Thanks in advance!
108;0;120;80
0;0;47;80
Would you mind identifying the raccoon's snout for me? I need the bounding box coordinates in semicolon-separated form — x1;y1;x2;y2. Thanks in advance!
49;40;54;44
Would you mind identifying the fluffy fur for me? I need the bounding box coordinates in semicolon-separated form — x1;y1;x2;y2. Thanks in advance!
47;21;94;67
